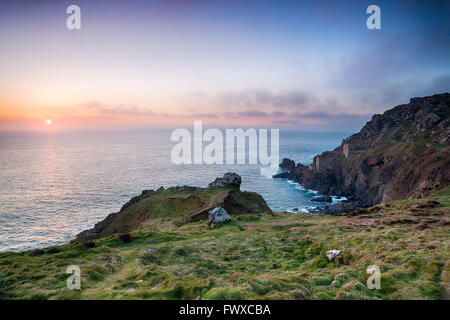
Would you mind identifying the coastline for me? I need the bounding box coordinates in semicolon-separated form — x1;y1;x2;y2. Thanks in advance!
283;179;348;213
0;130;348;253
273;93;450;213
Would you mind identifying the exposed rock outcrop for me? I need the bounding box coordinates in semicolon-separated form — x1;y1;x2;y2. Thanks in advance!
274;93;450;209
280;158;296;171
77;173;270;241
208;172;242;189
324;201;361;215
310;196;332;203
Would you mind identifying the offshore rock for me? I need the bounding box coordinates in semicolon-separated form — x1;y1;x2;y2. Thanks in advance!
279;158;296;171
310;195;333;203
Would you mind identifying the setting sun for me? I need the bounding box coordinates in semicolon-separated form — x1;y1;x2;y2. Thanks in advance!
45;119;52;125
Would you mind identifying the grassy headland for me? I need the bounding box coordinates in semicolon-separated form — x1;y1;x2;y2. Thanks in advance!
0;186;448;300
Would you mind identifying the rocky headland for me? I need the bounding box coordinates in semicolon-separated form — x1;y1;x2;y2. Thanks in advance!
274;93;450;214
76;172;271;241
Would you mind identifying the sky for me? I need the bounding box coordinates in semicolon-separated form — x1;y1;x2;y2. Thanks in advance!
0;0;449;131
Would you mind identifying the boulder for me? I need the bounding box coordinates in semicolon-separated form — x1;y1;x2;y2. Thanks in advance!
310;195;332;202
326;249;342;262
208;172;242;189
279;158;296;171
207;207;231;228
321;200;361;215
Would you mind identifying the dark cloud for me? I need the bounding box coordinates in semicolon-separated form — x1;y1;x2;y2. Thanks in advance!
191;113;219;118
270;111;288;117
187;107;371;130
272;119;300;126
232;110;271;118
80;102;157;116
292;111;370;122
45;102;174;119
216;89;314;109
327;19;450;111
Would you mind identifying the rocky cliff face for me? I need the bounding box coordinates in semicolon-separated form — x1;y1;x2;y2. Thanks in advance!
275;93;450;208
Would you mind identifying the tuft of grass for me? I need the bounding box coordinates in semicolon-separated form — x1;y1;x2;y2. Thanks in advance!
203;286;251;300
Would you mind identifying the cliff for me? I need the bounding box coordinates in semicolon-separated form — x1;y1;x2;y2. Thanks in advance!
275;93;450;208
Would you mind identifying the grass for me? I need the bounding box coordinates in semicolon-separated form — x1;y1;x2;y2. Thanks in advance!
0;188;448;300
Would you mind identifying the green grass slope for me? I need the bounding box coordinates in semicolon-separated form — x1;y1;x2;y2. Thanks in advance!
0;188;448;300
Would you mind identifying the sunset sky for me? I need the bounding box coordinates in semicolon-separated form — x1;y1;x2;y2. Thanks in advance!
0;0;449;131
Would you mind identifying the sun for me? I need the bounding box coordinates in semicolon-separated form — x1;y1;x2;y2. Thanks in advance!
45;119;52;125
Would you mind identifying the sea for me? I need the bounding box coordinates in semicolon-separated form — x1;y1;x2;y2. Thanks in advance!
0;129;351;252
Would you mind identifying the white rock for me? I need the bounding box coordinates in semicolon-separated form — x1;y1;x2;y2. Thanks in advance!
326;249;342;262
207;207;231;227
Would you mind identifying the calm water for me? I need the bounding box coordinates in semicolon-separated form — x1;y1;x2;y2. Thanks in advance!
0;129;350;252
